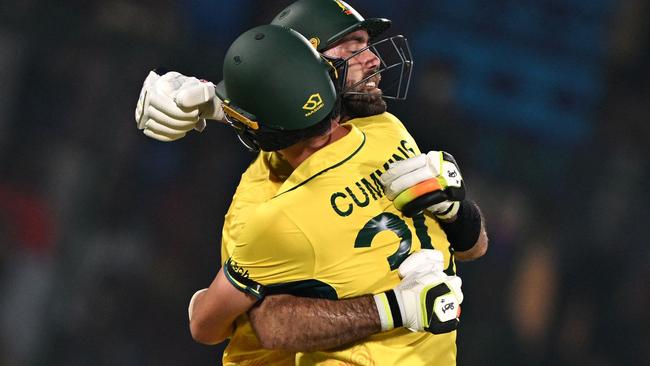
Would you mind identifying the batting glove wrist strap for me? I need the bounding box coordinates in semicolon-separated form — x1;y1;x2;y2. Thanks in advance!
373;290;405;331
440;200;482;252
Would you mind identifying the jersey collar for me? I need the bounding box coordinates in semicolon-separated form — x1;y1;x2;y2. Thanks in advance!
274;125;366;197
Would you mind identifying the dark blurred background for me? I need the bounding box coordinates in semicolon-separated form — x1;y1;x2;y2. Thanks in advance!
0;0;648;365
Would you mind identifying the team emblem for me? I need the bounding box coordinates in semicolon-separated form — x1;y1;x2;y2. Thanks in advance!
303;93;325;116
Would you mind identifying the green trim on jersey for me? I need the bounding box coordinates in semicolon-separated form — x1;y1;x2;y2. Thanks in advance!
267;279;339;300
274;131;366;198
224;258;266;299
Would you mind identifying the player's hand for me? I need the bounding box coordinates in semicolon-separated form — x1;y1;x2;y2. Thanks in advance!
380;151;465;219
373;250;463;334
135;70;225;142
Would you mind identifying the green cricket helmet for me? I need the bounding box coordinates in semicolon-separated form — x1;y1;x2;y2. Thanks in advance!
272;0;412;101
216;24;339;152
271;0;391;51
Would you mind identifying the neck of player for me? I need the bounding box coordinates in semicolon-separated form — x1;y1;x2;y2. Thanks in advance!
279;118;348;169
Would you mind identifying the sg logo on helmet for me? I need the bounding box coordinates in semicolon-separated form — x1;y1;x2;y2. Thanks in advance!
303;93;324;116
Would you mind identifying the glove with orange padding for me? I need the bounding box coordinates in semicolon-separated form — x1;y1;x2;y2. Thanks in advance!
380;151;465;219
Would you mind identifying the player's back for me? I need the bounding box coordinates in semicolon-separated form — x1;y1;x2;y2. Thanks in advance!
227;113;457;365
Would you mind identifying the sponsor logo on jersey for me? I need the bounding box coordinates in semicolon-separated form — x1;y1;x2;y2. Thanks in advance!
229;260;249;279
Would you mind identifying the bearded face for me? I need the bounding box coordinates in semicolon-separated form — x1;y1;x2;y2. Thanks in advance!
323;30;388;119
341;71;387;118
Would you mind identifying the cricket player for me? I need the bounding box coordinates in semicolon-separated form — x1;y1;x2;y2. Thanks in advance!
188;23;468;365
135;1;488;364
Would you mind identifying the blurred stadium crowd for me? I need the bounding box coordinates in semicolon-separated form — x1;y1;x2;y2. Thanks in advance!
0;0;648;365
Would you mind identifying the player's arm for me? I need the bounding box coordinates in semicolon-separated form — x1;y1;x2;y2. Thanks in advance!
188;268;258;345
249;294;379;351
220;212;375;352
440;201;488;261
381;151;488;261
247;250;463;352
135;70;225;141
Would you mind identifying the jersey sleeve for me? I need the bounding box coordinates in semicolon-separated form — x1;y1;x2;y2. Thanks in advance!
224;204;315;299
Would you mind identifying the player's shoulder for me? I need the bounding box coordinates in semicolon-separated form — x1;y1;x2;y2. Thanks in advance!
231;153;285;202
348;112;408;132
239;152;290;185
234;153;270;192
347;112;415;150
230;194;313;272
378;111;407;127
238;197;297;241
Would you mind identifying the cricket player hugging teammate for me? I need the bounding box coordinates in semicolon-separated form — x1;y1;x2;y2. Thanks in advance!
134;1;488;365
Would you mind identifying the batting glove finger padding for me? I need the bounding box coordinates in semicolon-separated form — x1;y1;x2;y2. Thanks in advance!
397;249;445;278
172;76;224;121
147;91;201;120
135;70;224;142
393;179;445;211
135;71;160;129
144;118;193;137
146;106;200;129
143;128;187;142
174;78;216;108
380;151;466;218
380;154;431;199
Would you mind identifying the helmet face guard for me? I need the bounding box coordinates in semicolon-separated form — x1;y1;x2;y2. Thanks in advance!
270;1;413;101
331;35;413;101
220;35;412;153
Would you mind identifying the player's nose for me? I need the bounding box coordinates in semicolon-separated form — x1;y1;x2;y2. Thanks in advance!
360;48;380;70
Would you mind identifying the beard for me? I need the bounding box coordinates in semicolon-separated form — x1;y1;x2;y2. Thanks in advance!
341;75;387;119
342;92;387;118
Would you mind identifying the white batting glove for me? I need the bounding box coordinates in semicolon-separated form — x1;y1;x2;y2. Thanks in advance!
397;247;446;277
380;151;465;219
135;71;225;142
373;250;463;334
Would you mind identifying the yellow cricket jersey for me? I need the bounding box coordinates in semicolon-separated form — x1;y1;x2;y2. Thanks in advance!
220;113;457;366
220;150;295;366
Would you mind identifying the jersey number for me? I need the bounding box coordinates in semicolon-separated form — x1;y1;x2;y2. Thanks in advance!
354;212;434;270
